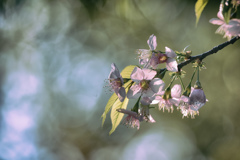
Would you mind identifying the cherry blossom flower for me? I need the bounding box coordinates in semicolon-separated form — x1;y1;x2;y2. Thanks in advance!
178;87;207;118
155;84;182;113
137;34;157;67
178;95;199;119
150;47;178;72
127;67;165;105
108;63;126;102
117;106;155;129
209;10;240;40
116;109;144;129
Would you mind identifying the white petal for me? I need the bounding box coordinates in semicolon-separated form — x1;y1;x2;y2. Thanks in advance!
166;58;178;72
151;99;160;104
142;68;156;80
147;115;156;123
147;34;157;50
165;47;176;58
131;67;144;82
127;84;141;99
149;78;165;93
171;84;182;98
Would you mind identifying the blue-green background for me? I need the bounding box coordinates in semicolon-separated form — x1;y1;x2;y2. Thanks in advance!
0;0;240;160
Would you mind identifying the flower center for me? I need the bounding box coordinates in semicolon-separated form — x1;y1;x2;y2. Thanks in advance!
158;54;168;63
140;80;149;90
110;78;122;88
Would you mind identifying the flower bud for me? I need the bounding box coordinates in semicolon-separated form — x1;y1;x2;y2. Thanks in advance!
185;50;192;59
189;88;206;111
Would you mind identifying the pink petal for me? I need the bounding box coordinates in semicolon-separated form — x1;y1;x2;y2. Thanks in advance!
147;34;157;50
149;78;165;93
152;96;162;104
127;84;142;99
217;10;224;21
209;18;224;25
118;87;126;102
169;98;180;107
142;68;157;80
180;96;189;103
131;67;144;82
171;84;182;98
166;58;178;72
165;47;176;58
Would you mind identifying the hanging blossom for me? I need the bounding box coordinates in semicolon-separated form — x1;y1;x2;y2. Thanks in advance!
150;47;178;72
178;87;199;118
116;109;143;130
117;105;155;129
136;34;157;68
209;9;240;40
178;87;207;118
154;84;183;113
127;67;165;105
189;88;207;111
108;63;126;102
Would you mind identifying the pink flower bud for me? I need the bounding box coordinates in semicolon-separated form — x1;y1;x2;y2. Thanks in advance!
189;88;206;111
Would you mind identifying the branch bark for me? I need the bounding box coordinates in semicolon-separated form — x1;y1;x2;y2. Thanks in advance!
177;36;240;71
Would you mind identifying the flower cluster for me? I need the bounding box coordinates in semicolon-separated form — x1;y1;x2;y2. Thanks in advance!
102;1;240;135
209;3;240;40
107;35;207;130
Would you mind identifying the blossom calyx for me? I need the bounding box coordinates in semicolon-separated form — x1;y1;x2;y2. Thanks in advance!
194;81;202;89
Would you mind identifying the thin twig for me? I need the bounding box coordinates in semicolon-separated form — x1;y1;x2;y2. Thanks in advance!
177;36;240;71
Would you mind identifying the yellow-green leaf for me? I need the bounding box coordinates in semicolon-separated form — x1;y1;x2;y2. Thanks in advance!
109;80;132;135
109;92;129;135
101;93;118;126
121;65;137;79
195;0;209;26
101;80;133;127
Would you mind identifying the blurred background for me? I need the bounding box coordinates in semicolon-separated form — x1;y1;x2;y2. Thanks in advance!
0;0;240;160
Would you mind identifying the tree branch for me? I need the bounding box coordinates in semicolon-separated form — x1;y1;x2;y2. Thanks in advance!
177;36;240;71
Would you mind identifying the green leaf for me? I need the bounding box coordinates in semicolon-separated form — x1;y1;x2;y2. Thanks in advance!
195;0;209;26
109;94;129;135
222;0;233;24
101;80;133;127
101;93;118;126
120;65;137;79
109;80;132;135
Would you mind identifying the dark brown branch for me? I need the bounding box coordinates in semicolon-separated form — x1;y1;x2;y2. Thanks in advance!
177;36;240;71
